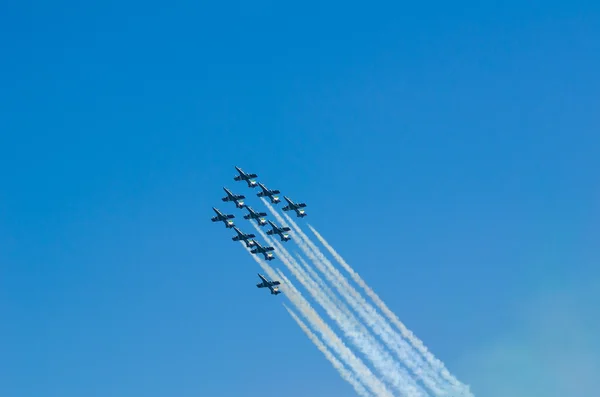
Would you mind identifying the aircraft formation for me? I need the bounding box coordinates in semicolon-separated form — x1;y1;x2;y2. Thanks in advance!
211;166;308;296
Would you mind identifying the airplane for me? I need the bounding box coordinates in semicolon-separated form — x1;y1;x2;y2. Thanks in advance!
221;187;246;208
266;220;291;242
231;227;256;247
211;207;235;228
250;241;275;261
256;273;281;295
256;182;281;204
243;206;268;226
233;166;258;188
282;196;307;217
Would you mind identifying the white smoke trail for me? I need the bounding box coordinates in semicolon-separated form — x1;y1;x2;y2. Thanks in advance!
307;225;472;396
294;253;352;317
242;243;395;397
283;304;373;397
251;223;427;397
285;211;451;395
261;229;352;320
277;269;396;397
260;199;449;396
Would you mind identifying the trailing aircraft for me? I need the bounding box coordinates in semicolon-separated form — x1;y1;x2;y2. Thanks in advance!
266;220;291;242
233;166;258;188
282;196;307;217
250;241;275;261
256;182;281;204
211;207;235;228
256;273;281;295
243;206;268;226
231;227;256;247
221;187;246;208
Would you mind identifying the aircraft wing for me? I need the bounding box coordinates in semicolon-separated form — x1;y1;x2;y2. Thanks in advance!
281;226;291;232
232;233;253;242
258;211;267;217
271;189;281;194
226;214;235;219
266;230;274;235
211;216;219;222
251;246;273;253
224;191;245;200
296;203;307;208
235;172;257;180
257;280;280;288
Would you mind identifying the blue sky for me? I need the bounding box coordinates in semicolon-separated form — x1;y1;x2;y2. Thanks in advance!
1;1;599;396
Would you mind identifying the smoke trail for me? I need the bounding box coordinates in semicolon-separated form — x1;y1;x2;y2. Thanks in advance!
260;229;352;320
283;304;373;397
294;253;351;316
284;211;450;395
260;199;449;396
277;269;396;397
307;225;472;396
242;244;395;397
251;223;427;397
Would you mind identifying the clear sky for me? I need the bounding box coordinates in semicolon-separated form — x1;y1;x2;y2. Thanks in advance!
1;2;599;397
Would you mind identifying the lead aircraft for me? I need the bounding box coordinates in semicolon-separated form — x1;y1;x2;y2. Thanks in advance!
233;166;258;188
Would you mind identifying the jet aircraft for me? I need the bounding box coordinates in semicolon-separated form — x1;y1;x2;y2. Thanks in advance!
256;273;281;295
211;207;235;228
266;220;291;242
221;187;246;208
250;241;275;261
233;166;258;188
243;206;268;226
256;182;281;204
282;196;307;217
231;227;256;247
